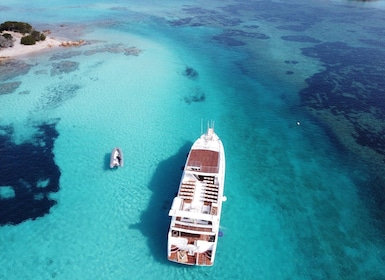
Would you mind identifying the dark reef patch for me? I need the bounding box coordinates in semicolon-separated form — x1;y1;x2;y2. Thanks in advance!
168;17;194;27
221;29;270;39
353;126;385;156
281;35;321;43
0;120;61;225
178;7;243;27
182;66;199;79
276;25;308;32
213;35;245;47
359;39;385;48
0;60;32;81
284;60;299;65
213;29;269;46
299;41;385;161
301;42;385;66
34;69;48;75
182;7;217;15
243;24;259;29
51;60;79;76
184;87;205;104
0;81;21;95
364;26;385;38
219;1;324;27
50;50;83;61
0;60;31;94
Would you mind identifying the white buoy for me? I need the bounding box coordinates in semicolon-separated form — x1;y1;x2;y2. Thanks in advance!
222;196;227;202
296;121;301;126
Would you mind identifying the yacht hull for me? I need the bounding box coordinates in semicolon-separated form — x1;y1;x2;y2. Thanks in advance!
167;125;225;266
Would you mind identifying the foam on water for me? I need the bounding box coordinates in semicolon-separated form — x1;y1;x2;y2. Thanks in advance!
1;0;385;279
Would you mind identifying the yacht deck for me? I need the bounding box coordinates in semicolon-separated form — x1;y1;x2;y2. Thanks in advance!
187;149;219;173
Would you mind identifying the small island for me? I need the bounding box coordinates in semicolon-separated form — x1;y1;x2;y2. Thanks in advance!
0;21;84;60
0;21;46;46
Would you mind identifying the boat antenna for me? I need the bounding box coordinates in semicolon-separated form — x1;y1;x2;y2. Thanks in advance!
200;118;203;135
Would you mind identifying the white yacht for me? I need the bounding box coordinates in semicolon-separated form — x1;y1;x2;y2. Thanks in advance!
167;123;226;266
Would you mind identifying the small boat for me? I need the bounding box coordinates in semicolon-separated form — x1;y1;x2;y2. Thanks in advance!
110;147;124;168
167;122;226;266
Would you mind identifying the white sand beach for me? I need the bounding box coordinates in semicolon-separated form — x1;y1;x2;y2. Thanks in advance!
0;31;83;60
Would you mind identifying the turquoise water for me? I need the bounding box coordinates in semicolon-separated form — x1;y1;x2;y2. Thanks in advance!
1;0;385;279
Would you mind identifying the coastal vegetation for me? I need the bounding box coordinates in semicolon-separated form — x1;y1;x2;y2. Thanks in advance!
0;21;33;34
0;21;46;48
0;32;13;48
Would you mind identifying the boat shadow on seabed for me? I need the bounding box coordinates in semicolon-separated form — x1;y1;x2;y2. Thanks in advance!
129;141;192;264
103;153;112;170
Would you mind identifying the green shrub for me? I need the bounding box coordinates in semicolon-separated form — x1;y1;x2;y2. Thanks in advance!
0;33;14;48
31;30;40;40
21;35;36;45
2;33;12;40
0;21;32;34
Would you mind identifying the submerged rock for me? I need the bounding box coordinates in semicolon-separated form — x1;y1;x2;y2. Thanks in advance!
50;60;79;76
0;81;21;95
183;66;199;79
0;60;31;81
184;87;206;104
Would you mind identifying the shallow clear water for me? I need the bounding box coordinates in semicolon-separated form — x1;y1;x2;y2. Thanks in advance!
1;1;385;279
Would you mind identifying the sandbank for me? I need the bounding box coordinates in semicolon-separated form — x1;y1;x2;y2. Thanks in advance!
0;31;83;60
